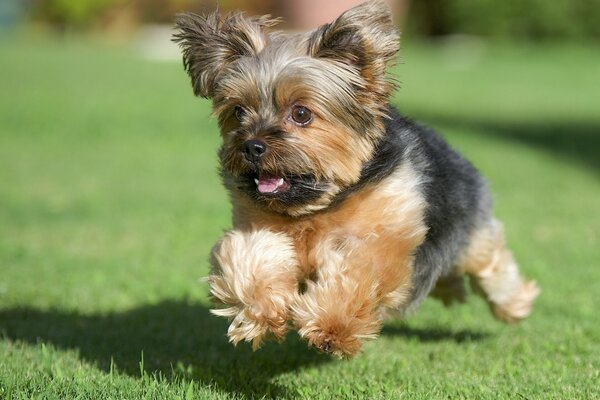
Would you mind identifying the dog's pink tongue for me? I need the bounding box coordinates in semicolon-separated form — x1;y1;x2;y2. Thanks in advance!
258;174;283;193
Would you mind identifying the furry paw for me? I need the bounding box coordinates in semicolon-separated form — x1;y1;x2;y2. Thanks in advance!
431;274;467;307
291;278;381;358
209;230;300;349
491;280;540;324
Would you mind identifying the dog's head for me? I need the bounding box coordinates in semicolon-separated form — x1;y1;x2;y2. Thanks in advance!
174;1;399;216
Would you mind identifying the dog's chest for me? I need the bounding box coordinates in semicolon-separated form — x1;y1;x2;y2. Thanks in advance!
234;164;428;275
282;203;426;276
276;216;360;275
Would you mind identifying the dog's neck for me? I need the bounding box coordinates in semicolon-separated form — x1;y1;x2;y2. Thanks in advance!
325;106;410;211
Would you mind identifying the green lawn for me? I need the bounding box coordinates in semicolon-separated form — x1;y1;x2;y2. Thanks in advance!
1;35;599;399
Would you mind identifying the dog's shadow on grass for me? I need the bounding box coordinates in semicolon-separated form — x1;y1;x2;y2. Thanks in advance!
0;301;488;399
381;324;489;343
0;301;326;398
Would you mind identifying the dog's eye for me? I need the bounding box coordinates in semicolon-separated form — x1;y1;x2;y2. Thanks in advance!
290;105;312;126
234;106;246;121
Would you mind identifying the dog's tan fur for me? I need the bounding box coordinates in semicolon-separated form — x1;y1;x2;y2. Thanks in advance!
209;230;301;349
457;220;540;323
211;163;427;357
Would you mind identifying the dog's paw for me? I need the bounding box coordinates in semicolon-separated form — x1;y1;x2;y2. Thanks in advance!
430;274;468;307
491;279;540;324
291;279;381;358
211;291;289;349
298;319;371;358
208;230;300;349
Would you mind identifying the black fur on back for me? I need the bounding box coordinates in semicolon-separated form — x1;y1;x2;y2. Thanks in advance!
332;106;491;310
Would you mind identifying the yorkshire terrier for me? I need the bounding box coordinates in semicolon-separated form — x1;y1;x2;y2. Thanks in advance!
173;0;539;358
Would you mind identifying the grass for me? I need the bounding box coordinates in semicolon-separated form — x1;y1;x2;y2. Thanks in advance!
0;34;599;399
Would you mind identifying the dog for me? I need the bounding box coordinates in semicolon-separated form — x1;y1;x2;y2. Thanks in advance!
173;0;539;358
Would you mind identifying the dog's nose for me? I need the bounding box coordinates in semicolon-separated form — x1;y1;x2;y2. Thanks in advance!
242;139;267;162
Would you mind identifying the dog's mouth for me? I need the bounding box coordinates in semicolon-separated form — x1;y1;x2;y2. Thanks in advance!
229;170;333;215
237;171;323;200
253;173;291;195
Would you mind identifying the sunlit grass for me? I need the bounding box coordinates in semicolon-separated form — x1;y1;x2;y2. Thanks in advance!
1;35;599;399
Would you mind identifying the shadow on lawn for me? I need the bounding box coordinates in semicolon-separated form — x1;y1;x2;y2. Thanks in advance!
0;301;323;399
381;325;489;343
0;301;489;398
415;113;600;174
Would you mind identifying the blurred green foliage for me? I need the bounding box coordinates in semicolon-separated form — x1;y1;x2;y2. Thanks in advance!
26;0;600;40
31;0;117;29
409;0;600;40
28;0;246;30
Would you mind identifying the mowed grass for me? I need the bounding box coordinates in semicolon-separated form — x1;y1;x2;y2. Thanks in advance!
0;34;599;399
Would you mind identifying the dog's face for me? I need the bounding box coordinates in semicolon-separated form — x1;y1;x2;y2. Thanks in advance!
174;1;399;216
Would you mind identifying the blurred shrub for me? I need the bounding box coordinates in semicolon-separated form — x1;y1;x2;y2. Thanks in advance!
31;0;118;29
409;0;600;41
28;0;211;30
28;0;259;31
27;0;600;40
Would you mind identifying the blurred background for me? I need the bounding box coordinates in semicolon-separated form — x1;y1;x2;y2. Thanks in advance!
1;1;599;399
3;0;600;38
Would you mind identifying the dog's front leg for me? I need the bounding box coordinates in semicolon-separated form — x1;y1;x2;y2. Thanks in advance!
291;235;415;358
208;229;301;349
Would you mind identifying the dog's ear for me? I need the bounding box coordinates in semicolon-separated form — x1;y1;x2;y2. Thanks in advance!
173;11;278;98
308;0;400;100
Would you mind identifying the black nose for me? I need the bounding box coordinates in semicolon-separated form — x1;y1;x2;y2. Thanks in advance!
242;139;267;162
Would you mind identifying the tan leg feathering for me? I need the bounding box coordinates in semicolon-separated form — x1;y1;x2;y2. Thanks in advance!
208;230;302;349
458;219;540;323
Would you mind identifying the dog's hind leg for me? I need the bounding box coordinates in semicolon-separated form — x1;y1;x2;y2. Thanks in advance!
458;219;540;323
430;273;468;307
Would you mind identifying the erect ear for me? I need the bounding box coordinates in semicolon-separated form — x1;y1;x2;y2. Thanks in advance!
307;0;400;100
173;11;278;98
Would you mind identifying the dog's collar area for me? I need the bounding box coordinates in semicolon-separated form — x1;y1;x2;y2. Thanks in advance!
326;107;409;211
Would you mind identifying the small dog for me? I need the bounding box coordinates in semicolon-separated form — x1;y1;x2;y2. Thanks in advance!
174;1;539;358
